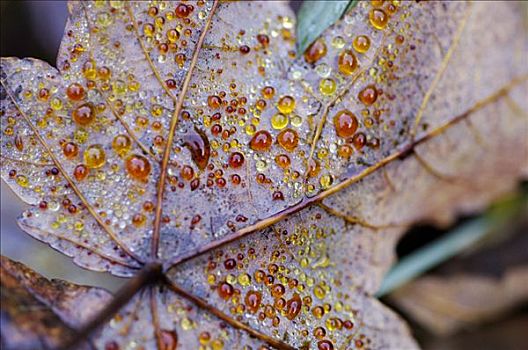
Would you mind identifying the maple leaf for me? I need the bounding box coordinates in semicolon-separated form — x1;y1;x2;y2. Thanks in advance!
1;1;527;349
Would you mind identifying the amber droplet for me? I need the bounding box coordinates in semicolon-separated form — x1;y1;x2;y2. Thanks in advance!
224;258;236;270
275;154;291;169
159;329;178;350
181;165;194;181
239;45;250;54
308;158;320;178
353;35;371;53
132;213;146;227
228;152;244;168
183;128;211;170
271;284;285;298
369;9;389;29
84;145;106;169
312;305;325;318
98;66;111;80
126;154;151;181
333;110;358;138
104;341;119;350
358;85;378;105
72;103;95;126
38;88;50;101
277;128;299;152
63;142;79;159
249;130;272;152
257;34;270;47
73;164;89;181
175;3;191;18
286;293;302;320
207;95;222;109
218;282;234;300
304;39;327;64
352;132;367;150
261;86;275;99
66;83;85;101
277;95;295;114
337;144;353;159
112;134;131;156
245;291;262;313
318;340;334;350
338;50;358;75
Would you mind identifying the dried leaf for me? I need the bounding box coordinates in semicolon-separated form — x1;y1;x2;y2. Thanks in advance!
0;1;527;349
0;256;111;350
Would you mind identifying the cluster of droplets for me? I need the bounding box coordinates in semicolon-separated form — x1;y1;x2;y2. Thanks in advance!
195;211;371;350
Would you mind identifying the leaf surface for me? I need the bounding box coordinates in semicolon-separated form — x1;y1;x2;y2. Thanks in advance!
1;1;527;349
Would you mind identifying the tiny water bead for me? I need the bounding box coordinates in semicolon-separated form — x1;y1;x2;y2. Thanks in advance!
271;113;288;130
334;110;358;138
72;103;96;126
277;95;295;114
369;9;389;29
125;154;151;181
83;144;106;169
66;83;85;101
249;130;272;152
304;39;327;64
277;128;299;152
112;134;132;156
358;85;378;105
319;78;336;96
353;35;371;53
338;50;358;75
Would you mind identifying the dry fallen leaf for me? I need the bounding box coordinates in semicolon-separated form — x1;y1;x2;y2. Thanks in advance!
0;1;526;349
0;255;111;350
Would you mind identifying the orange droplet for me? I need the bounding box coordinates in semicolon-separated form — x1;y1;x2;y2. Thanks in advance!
66;83;85;101
304;39;327;64
275;154;291;169
245;291;262;313
249;130;272;152
218;282;234;300
125;154;151;181
333;110;358;138
308;158;320;178
175;3;191;18
180;165;194;181
72;103;96;126
338;50;358;75
318;340;334;350
261;86;275;99
207;95;222;109
358;85;378;106
369;9;389;29
286;293;302;320
63;142;79;159
183;128;210;170
228;152;244;168
337;144;353;159
73;164;89;181
277;128;299;152
353;35;371;53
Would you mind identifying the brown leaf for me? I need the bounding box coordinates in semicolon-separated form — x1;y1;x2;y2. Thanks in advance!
0;256;111;350
1;1;527;349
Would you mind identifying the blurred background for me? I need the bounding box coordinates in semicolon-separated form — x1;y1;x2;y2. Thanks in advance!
1;1;527;349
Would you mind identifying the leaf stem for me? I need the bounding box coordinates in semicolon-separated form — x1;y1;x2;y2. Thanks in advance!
58;263;163;350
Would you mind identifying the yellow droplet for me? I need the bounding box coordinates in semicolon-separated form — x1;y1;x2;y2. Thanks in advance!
84;144;106;169
238;273;251;286
50;97;63;111
16;175;29;187
319;78;336;96
271;113;289;130
277;95;295;114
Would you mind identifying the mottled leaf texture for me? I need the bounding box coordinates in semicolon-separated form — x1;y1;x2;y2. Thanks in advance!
1;1;527;350
0;256;111;350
